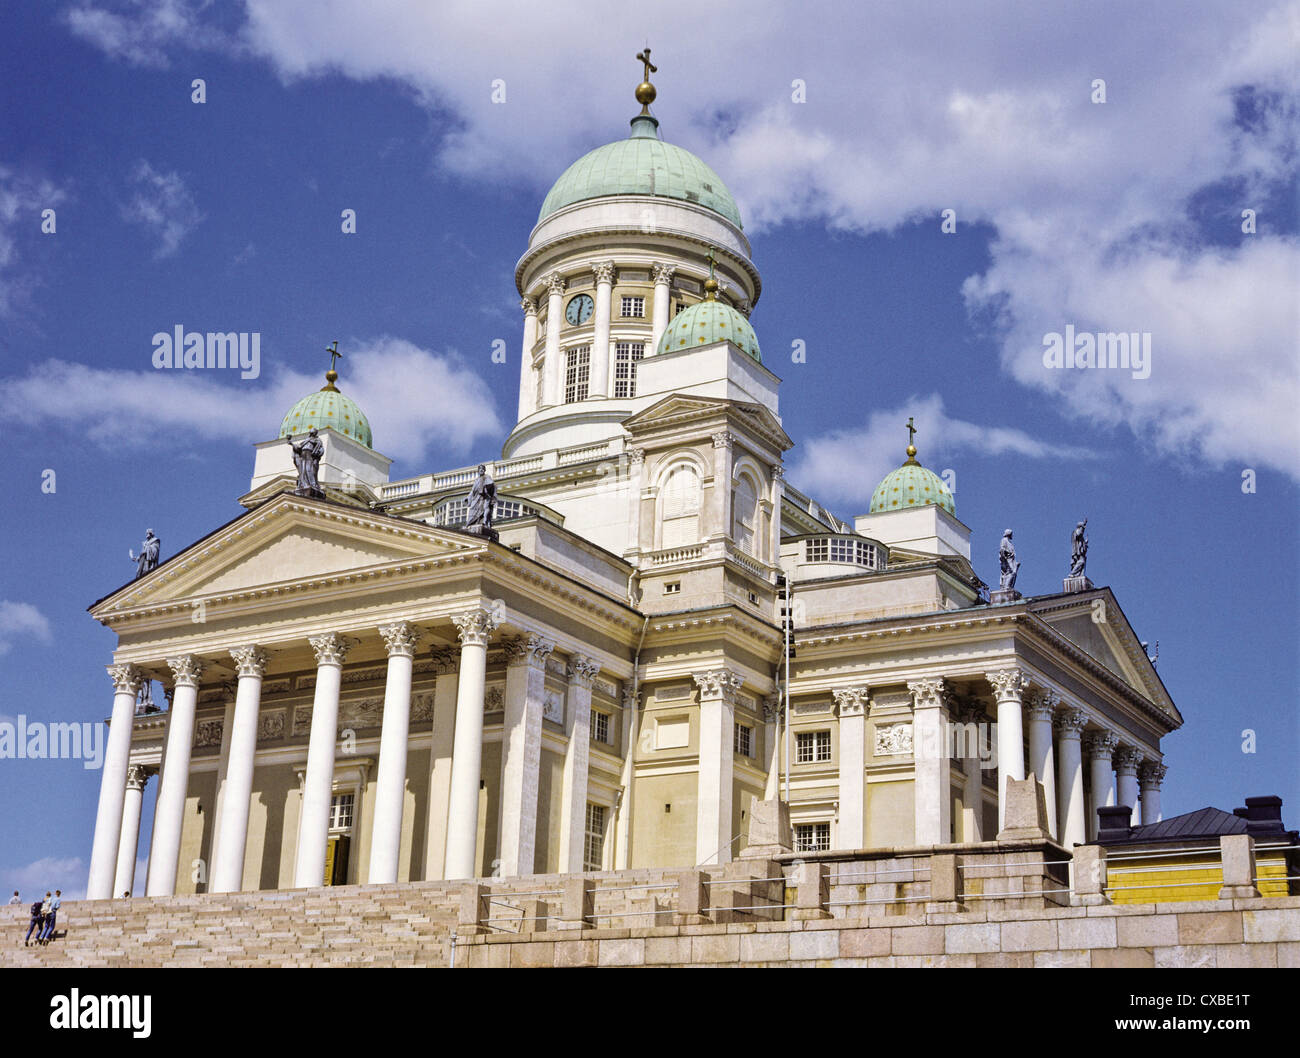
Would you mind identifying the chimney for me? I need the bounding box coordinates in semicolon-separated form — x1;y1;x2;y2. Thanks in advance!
1241;795;1285;836
1096;804;1133;843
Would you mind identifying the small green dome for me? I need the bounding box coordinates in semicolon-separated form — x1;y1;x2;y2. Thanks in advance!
656;298;761;362
279;381;372;448
538;115;743;229
870;461;954;515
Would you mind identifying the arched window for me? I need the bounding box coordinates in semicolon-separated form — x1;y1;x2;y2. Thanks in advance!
660;464;701;548
732;472;759;555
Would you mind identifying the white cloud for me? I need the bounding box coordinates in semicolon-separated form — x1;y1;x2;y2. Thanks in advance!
0;601;53;656
5;336;504;465
61;0;1300;478
789;393;1084;510
120;160;203;259
0;856;84;902
64;0;237;69
0;166;67;318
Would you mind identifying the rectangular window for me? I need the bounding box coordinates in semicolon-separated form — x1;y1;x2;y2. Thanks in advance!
805;538;828;562
329;792;354;830
613;341;645;398
591;710;610;744
804;537;880;568
584;803;607;871
674;300;687;317
795;730;831;764
664;581;681;594
734;722;753;758
564;346;590;403
794;822;831;853
620;296;645;318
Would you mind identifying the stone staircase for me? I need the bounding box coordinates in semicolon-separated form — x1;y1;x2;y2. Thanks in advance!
0;881;465;968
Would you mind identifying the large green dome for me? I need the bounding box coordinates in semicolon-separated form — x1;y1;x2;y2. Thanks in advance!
538;115;743;229
870;460;954;515
279;372;372;448
656;297;761;362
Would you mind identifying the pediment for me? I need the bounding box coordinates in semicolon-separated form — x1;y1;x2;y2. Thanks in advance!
1047;611;1144;690
92;493;481;614
624;394;792;451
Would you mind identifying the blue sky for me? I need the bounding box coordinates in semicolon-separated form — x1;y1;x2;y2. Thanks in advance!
0;1;1296;898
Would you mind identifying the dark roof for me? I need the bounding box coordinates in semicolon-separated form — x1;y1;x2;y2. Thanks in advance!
1097;797;1297;847
1130;807;1247;841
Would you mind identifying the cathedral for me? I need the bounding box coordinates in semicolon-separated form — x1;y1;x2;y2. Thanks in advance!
83;64;1179;901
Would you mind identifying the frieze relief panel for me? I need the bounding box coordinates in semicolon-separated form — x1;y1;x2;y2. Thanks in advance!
262;678;292;695
874;722;913;757
411;691;435;724
194;718;223;748
543;690;565;725
484;685;505;714
258;710;285;742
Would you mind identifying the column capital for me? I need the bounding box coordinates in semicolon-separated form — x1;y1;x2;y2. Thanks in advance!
378;622;423;658
770;463;785;481
125;763;152;792
593;261;616;285
229;644;269;679
711;431;734;450
1053;706;1088;739
521;296;538;316
1138;760;1167;787
1083;729;1120;759
834;686;871;717
452;607;499;647
107;663;144;695
628;446;646;467
622;687;639;711
985;668;1028;701
545;271;566;297
651;262;676;285
567;653;601;687
429;646;459;675
308;632;351;668
166;655;204;688
1114;745;1144;775
504;633;554;669
1024;686;1061;721
693;669;744;703
906;678;949;711
762;693;783;725
956;701;986;726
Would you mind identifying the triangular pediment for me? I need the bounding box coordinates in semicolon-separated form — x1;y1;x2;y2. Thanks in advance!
624;394;792;451
91;493;482;614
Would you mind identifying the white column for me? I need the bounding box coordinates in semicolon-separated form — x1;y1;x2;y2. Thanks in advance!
762;694;782;801
909;679;952;846
146;655;203;896
957;705;985;843
693;669;742;865
443;607;499;880
834;688;869;850
1115;746;1143;814
1139;761;1166;825
423;649;459;880
1025;687;1059;840
368;622;422;884
293;633;351;889
1054;707;1087;849
542;272;565;407
650;263;675;354
710;432;734;539
769;465;785;565
114;765;151;898
558;654;601;873
591;261;614;398
87;663;143;900
614;687;639;870
1084;731;1118;840
625;448;645;558
987;669;1027;831
210;645;268;894
516;297;539;421
498;634;554;876
208;693;237;875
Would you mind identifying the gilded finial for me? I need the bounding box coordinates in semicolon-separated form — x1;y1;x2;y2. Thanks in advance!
703;248;718;300
634;48;657;114
322;340;342;391
904;416;919;464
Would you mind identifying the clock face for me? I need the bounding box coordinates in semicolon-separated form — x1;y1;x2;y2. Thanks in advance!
565;294;594;326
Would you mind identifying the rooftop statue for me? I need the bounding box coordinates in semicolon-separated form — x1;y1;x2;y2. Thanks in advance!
129;529;161;579
465;464;497;533
998;529;1020;592
1070;518;1088;578
287;427;325;499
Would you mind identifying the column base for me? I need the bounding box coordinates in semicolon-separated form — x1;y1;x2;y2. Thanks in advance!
1218;885;1261;900
1073;893;1111;906
672;913;711;926
459;524;499;543
791;908;833;922
989;589;1022;605
925;900;967;914
1063;575;1094;593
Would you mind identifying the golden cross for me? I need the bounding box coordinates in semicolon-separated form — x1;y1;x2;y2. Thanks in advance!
326;340;342;372
906;416;917;445
636;48;657;81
